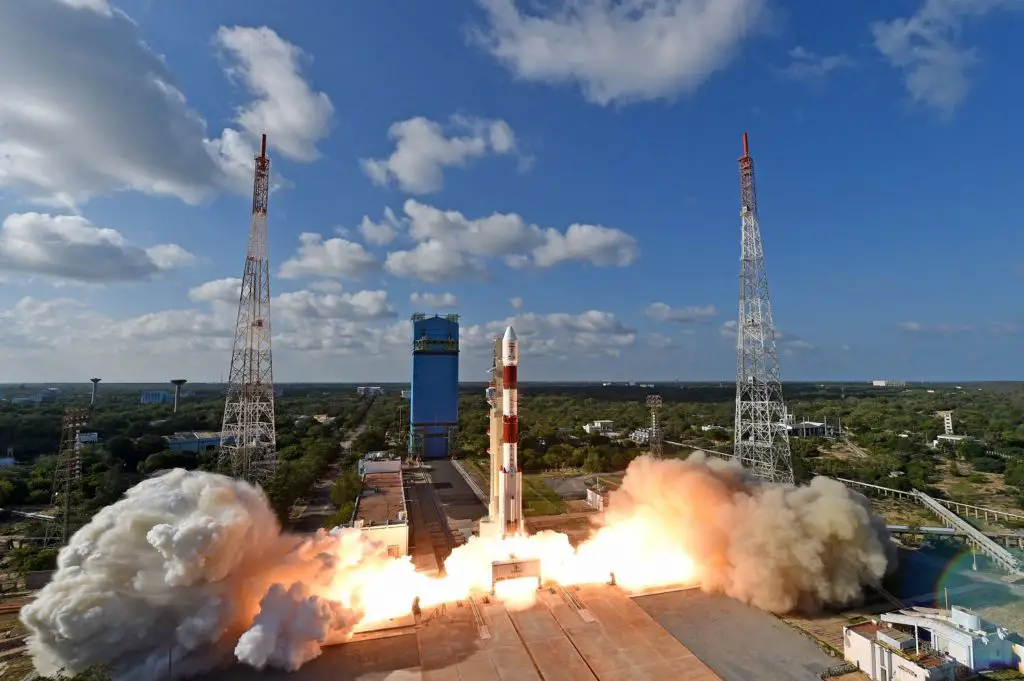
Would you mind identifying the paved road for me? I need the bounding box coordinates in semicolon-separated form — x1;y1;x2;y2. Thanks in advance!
635;590;835;681
291;417;370;533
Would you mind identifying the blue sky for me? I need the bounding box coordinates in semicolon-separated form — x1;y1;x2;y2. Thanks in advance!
0;0;1021;383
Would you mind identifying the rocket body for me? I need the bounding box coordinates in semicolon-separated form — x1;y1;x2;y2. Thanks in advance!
497;326;524;536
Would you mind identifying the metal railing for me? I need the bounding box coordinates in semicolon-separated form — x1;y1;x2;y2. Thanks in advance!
916;490;1022;576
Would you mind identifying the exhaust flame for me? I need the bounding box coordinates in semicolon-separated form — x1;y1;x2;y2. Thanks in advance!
21;454;894;680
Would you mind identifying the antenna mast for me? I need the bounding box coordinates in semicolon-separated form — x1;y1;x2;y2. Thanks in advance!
733;133;794;484
219;134;278;485
44;407;89;547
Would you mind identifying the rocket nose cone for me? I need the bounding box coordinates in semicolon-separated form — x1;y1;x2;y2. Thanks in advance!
503;326;517;342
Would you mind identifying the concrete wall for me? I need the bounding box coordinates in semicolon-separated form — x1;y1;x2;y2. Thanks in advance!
26;570;54;589
360;523;409;557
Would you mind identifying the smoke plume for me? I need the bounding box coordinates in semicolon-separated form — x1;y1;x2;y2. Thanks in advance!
591;453;896;611
20;456;895;680
19;469;404;680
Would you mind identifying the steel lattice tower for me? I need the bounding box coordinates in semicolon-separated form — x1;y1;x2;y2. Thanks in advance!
646;395;663;459
733;133;794;484
220;134;278;485
44;407;89;548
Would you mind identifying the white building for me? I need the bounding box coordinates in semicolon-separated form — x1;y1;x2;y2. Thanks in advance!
585;483;618;512
583;420;614;435
872;380;907;388
786;421;830;438
844;620;956;680
881;606;1024;673
844;606;1024;679
629;428;651;445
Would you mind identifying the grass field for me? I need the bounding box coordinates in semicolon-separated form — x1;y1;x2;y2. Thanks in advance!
460;458;567;517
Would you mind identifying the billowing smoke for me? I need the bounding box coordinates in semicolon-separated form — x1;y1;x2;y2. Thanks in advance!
20;456;895;680
19;469;411;680
589;453;897;612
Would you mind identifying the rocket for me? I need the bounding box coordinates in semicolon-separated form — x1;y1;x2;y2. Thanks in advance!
496;325;524;536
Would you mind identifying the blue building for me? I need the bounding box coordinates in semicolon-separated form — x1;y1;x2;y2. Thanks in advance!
409;313;459;459
167;431;234;453
140;390;174;405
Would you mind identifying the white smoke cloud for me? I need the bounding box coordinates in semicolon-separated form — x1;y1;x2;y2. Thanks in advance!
20;456;894;679
19;469;400;680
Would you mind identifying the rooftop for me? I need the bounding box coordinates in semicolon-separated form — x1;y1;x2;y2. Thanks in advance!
847;621;951;669
168;431;222;441
354;471;406;525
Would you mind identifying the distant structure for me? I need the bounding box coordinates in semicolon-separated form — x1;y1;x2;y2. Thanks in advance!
170;379;187;413
220;134;278;485
937;410;955;436
409;313;459;459
140;390;174;405
732;133;794;484
357;386;384;397
871;379;906;388
646;395;663;459
44;407;89;548
89;378;100;406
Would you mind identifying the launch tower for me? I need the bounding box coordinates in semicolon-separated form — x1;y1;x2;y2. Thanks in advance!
409;313;459;459
646;395;663;459
733;133;795;484
220;135;278;485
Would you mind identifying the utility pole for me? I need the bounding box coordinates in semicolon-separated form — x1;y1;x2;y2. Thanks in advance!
732;133;795;484
646;395;663;459
44;407;89;548
220;134;278;485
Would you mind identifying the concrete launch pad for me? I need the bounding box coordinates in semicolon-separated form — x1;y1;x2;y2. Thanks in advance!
417;583;721;681
205;584;721;681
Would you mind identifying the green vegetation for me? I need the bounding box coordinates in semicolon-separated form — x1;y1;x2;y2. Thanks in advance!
0;386;396;573
454;382;1024;511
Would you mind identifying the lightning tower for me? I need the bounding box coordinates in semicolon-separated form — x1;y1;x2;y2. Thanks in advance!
646;395;663;459
733;133;794;484
44;407;89;547
220;135;278;485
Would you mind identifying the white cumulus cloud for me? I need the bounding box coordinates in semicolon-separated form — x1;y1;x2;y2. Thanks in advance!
0;4;333;208
361;115;520;194
278;233;380;280
410;292;459;308
0;213;195;283
872;0;1018;116
645;302;717;323
472;0;768;106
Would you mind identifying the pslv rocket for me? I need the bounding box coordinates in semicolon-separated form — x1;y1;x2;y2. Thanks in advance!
495;326;524;536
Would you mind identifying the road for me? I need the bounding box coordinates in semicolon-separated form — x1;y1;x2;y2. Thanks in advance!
635;589;836;681
291;412;372;533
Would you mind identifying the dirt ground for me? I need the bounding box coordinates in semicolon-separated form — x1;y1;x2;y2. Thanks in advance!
0;596;33;681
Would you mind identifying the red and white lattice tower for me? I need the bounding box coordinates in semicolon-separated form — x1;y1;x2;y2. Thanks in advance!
733;132;794;484
497;326;524;536
219;134;278;485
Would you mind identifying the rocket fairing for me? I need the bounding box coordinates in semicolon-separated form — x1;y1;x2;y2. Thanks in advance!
497;325;524;536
